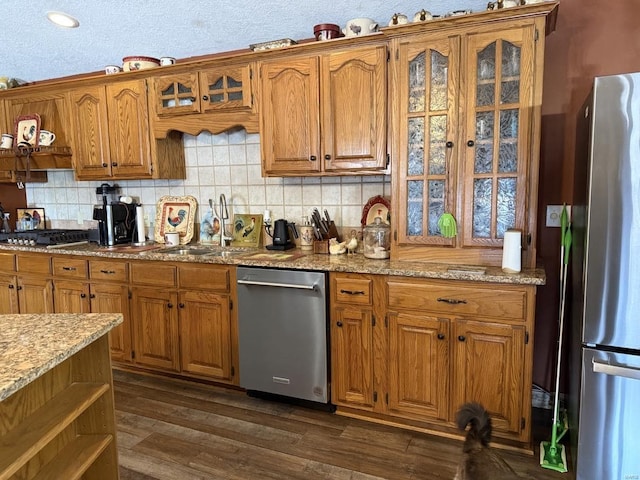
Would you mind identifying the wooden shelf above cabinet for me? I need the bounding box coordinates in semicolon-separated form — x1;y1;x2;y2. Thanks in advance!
0;146;73;170
0;170;48;183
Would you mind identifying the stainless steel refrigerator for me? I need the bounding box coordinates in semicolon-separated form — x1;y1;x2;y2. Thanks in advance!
569;72;640;479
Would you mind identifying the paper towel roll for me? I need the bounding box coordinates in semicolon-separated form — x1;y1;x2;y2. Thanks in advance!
135;205;146;243
502;229;521;273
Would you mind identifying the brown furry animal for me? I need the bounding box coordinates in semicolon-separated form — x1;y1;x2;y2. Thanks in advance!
454;402;519;480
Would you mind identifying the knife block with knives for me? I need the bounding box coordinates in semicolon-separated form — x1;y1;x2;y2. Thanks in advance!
310;208;341;254
313;222;341;254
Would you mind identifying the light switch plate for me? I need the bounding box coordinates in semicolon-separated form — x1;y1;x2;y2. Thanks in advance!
546;205;571;227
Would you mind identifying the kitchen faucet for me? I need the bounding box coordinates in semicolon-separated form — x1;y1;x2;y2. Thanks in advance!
219;194;229;246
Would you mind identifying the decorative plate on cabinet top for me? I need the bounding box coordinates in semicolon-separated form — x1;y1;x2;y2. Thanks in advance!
361;195;391;227
154;195;197;244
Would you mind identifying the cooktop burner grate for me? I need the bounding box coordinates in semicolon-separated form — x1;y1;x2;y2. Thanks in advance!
0;229;90;245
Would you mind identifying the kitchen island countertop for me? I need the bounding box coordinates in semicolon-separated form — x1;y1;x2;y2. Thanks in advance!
0;243;545;285
0;312;123;401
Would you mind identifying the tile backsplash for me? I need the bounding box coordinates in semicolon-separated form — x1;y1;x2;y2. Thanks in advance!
25;128;391;236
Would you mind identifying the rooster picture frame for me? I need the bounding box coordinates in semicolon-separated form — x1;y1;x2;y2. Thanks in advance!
154;195;197;244
231;213;263;247
14;114;41;148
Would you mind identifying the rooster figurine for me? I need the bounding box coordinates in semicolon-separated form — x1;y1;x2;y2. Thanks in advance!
346;230;359;255
167;207;187;228
329;237;347;255
242;217;256;237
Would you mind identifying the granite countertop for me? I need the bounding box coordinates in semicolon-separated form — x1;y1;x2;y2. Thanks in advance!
0;243;546;285
0;313;123;402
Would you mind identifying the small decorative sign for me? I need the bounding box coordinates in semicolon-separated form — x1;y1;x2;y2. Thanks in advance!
231;214;263;247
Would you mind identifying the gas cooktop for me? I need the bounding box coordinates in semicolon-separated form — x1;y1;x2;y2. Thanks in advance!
0;229;91;246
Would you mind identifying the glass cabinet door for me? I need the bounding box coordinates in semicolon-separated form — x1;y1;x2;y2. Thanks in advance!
199;65;253;113
397;37;460;246
462;27;533;247
152;72;201;116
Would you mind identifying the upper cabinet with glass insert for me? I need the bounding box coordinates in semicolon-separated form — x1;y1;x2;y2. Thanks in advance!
151;65;253;117
390;4;558;267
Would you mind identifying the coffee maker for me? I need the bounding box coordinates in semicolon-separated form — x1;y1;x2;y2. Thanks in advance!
92;183;137;246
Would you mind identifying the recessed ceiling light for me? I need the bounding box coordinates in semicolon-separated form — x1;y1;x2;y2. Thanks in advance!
46;11;80;28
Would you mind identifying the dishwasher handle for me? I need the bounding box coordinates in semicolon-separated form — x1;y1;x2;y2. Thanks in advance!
237;279;317;290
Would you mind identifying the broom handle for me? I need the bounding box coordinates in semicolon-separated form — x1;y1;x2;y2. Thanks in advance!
552;260;568;429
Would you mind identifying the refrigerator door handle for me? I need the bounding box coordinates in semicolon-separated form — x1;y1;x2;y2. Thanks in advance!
593;359;640;380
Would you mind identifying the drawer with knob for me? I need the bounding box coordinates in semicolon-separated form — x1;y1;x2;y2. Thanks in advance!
332;274;372;306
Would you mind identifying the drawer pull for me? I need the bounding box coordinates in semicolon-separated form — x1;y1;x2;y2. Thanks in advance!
100;270;116;275
437;333;445;340
437;297;467;305
62;266;77;271
340;289;365;296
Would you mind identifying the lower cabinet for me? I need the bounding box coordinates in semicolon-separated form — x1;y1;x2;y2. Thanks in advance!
330;272;535;447
4;253;54;314
177;263;235;382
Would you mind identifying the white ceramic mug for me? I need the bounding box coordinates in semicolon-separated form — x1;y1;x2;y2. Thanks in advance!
38;130;56;146
160;57;176;66
343;18;378;37
0;134;13;149
105;65;121;75
164;231;180;246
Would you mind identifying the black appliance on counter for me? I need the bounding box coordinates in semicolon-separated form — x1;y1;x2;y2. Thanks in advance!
265;219;298;250
92;183;137;246
0;229;90;246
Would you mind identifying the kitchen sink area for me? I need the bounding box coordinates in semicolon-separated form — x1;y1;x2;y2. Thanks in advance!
159;245;245;257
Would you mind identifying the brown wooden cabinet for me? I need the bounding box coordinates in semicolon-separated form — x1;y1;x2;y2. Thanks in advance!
130;262;179;372
389;5;557;267
386;276;534;445
177;263;235;382
151;64;254;117
6;253;54;314
259;44;387;176
330;271;535;448
330;273;376;410
68;80;154;179
0;89;73;171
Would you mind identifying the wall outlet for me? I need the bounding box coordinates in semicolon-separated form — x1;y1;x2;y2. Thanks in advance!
546;205;571;227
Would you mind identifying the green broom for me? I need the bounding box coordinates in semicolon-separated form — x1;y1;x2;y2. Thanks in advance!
540;205;571;473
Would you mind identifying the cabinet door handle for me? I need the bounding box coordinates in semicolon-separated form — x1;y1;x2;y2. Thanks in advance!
62;266;76;271
437;333;445;340
102;163;108;167
340;289;365;296
16;286;22;291
90;294;95;299
336;321;343;327
324;154;331;160
179;303;185;308
437;297;467;305
100;269;116;275
458;335;466;342
167;302;173;308
446;141;454;148
8;284;14;289
467;140;475;147
80;293;87;298
111;162;118;167
309;155;317;162
202;95;209;101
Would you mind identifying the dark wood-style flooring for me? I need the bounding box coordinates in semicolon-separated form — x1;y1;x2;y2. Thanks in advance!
113;370;571;479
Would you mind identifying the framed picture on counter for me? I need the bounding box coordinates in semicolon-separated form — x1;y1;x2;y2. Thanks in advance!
231;214;263;247
154;195;197;244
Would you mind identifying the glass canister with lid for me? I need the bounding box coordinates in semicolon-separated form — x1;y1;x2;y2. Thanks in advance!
363;216;390;259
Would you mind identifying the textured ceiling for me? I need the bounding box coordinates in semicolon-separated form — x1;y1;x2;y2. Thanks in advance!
5;0;490;83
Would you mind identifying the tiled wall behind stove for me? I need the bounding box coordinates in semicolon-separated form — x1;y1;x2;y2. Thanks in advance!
25;128;391;232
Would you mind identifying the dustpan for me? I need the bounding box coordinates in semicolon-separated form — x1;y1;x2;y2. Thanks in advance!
540;205;571;473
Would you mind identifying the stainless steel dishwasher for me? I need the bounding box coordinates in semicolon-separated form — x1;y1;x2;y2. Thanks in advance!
236;266;329;404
